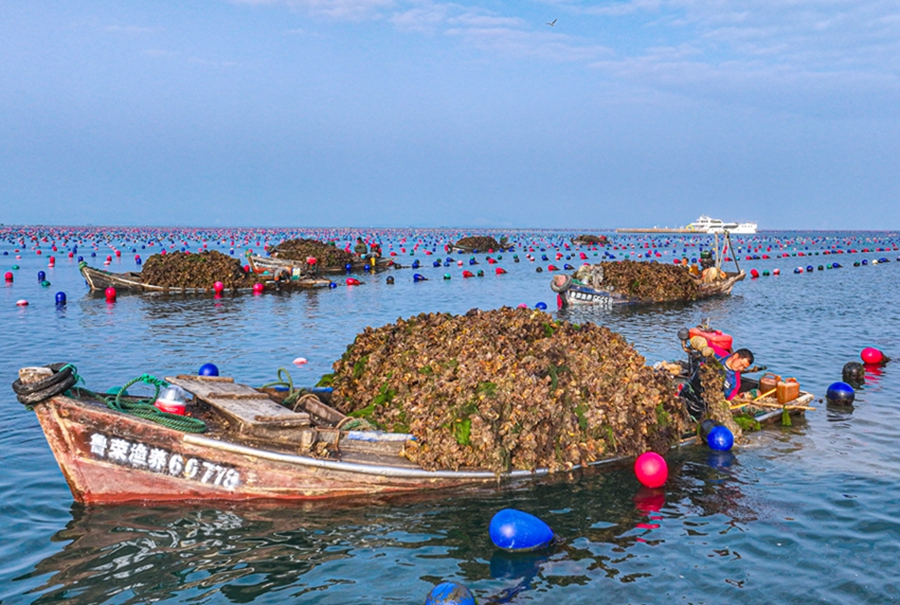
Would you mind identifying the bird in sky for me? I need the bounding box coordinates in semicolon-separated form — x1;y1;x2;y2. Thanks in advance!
546;18;557;26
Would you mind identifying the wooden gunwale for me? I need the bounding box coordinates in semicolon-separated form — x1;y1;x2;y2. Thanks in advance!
26;371;808;504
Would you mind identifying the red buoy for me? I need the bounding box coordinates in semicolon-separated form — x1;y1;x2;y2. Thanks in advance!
635;452;668;488
861;347;886;365
105;287;116;302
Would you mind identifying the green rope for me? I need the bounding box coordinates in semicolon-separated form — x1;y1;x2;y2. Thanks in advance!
259;367;303;408
68;371;206;433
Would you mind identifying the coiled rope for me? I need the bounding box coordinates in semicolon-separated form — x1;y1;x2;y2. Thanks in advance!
13;363;206;433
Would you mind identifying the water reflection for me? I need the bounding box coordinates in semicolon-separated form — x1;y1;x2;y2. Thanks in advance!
20;455;765;605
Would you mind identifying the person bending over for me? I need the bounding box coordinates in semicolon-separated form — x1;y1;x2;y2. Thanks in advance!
716;348;754;401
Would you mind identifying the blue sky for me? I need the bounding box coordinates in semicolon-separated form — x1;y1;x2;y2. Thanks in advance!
1;0;898;229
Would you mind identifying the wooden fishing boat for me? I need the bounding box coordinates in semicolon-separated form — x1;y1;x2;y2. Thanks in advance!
16;361;808;504
16;367;629;503
553;270;745;308
247;254;395;276
571;234;608;246
79;263;332;294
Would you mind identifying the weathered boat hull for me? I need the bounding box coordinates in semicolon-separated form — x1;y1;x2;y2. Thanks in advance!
248;254;395;275
79;263;332;294
32;394;510;504
555;271;745;308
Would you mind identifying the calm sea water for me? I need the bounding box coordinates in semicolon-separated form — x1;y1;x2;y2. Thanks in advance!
2;228;899;604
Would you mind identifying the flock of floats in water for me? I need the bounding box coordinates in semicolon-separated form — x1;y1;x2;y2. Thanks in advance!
3;228;900;308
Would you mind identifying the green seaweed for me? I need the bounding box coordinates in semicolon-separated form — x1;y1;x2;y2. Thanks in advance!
453;418;472;445
655;403;670;429
352;355;369;380
734;414;761;432
476;381;497;397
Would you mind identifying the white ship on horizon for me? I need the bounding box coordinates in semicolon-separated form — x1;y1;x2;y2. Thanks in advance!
686;215;757;234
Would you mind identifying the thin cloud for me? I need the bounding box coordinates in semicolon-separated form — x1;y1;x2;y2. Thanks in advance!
231;0;395;20
446;26;612;62
142;49;177;57
188;56;242;68
105;25;162;34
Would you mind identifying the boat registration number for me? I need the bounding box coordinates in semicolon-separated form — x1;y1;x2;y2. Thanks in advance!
570;291;613;307
87;432;241;489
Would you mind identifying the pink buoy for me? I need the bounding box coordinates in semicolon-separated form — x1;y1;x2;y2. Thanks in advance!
517;303;527;308
861;347;887;365
213;281;225;293
293;357;308;366
16;299;28;306
252;282;265;294
105;287;116;302
4;272;12;282
634;452;668;488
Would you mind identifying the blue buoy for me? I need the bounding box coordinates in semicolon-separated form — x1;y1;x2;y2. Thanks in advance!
328;281;337;288
862;259;868;265
489;508;555;552
535;302;548;310
77;256;83;262
707;426;734;451
826;381;855;405
345;263;352;273
806;265;814;272
413;273;427;282
199;363;219;377
433;260;441;267
37;270;46;281
424;582;476;605
55;292;66;305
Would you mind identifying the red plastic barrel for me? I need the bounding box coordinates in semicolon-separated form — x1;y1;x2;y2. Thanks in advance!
689;328;733;352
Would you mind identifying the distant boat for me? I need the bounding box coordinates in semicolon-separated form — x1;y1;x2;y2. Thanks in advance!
686;216;758;234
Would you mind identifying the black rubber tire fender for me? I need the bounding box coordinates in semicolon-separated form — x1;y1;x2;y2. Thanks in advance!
550;274;572;293
14;372;78;406
11;363;73;396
